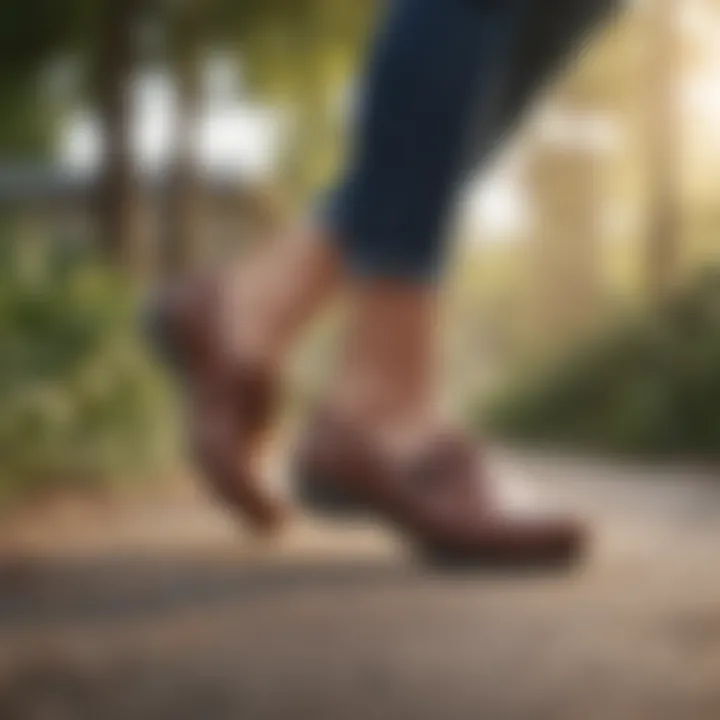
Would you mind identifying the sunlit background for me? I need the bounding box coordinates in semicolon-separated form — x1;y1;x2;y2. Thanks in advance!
2;1;720;718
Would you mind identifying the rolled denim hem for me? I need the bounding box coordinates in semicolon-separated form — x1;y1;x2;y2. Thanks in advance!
316;189;445;284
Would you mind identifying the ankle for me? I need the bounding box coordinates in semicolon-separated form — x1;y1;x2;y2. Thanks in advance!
222;225;341;365
325;386;443;456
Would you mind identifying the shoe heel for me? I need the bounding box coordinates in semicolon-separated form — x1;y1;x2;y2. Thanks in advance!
295;467;366;517
140;298;186;378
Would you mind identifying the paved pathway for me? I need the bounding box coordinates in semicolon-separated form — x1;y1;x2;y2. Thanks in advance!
2;452;720;720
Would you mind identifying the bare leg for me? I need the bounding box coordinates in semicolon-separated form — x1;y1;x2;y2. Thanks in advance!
328;281;442;456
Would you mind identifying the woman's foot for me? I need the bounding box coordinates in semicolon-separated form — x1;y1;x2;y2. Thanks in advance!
147;276;286;531
295;410;586;566
293;280;586;565
146;226;340;531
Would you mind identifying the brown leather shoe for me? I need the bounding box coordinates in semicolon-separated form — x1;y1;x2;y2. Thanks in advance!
295;412;587;566
145;278;286;532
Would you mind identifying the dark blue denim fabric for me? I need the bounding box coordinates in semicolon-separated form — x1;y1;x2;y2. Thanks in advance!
323;0;618;281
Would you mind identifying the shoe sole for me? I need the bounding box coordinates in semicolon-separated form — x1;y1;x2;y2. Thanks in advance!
418;537;586;572
296;467;587;570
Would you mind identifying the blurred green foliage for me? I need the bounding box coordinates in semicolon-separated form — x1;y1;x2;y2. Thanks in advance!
0;233;178;507
481;267;720;459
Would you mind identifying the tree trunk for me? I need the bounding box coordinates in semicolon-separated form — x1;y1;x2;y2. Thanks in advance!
96;0;142;273
161;0;205;277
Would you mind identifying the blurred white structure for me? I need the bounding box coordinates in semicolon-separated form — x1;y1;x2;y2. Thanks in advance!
60;58;286;182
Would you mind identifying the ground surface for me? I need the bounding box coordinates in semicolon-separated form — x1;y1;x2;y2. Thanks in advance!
2;451;720;720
